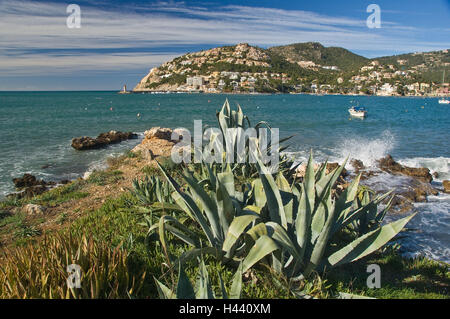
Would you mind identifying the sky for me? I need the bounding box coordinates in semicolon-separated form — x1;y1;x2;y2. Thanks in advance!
0;0;449;90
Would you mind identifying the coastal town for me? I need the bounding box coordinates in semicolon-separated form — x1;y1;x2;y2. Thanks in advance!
133;43;449;97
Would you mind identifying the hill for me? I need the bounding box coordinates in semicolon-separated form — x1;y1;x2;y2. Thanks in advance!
133;42;449;96
267;42;368;72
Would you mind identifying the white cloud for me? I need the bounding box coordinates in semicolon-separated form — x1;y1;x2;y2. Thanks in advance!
0;0;448;78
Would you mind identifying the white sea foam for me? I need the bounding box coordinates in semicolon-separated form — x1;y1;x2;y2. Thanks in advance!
332;130;395;168
398;157;450;182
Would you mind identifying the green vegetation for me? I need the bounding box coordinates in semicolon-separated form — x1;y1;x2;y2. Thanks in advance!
268;42;369;72
0;180;89;209
87;170;124;186
0;100;448;299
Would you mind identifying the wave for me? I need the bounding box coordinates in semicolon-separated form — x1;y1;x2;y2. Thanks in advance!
332;130;395;167
398;157;450;182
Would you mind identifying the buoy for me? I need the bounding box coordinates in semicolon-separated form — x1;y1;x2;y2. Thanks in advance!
137;113;141;118
110;107;113;111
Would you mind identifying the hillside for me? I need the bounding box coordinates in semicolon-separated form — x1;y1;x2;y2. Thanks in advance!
133;42;449;96
267;42;368;72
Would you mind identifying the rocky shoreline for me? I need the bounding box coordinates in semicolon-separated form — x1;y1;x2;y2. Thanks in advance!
5;127;449;217
71;130;138;151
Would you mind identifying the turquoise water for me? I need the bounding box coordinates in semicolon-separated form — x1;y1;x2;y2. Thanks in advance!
0;92;449;261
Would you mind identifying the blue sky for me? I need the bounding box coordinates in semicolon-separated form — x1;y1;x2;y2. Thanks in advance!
0;0;449;90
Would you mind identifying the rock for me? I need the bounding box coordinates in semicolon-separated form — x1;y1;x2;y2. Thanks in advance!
12;174;42;189
71;131;138;150
377;154;432;183
132;127;178;161
294;163;319;178
443;180;450;194
294;162;347;180
350;159;364;172
144;127;173;141
326;163;348;177
23;204;46;215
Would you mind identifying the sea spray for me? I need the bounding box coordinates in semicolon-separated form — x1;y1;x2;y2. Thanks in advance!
333;130;396;167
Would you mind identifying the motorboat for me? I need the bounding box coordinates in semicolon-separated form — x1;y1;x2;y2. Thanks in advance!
348;106;367;117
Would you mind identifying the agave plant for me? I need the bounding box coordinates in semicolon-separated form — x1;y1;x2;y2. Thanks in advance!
240;151;415;280
147;161;260;265
132;175;173;205
348;188;394;236
155;260;243;299
215;99;292;178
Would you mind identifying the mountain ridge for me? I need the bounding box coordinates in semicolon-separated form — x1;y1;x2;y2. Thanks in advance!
133;42;449;96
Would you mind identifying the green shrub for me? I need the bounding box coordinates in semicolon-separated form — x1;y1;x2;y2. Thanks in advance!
0;233;146;299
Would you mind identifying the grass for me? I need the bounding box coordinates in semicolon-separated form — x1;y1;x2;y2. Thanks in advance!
87;170;124;186
0;180;89;210
325;248;449;299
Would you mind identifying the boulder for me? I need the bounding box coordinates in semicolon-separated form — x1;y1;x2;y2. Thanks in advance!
23;204;46;215
12;173;41;189
377;155;432;183
326;162;348;177
71;130;137;150
443;180;450;194
350;159;365;172
144;127;173;141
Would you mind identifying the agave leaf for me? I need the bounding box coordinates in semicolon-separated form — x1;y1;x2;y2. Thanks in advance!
157;160;216;246
247;222;269;241
184;172;222;241
223;215;259;253
196;259;215;299
215;174;235;234
295;184;311;261
176;266;195;299
336;190;394;235
255;152;287;228
266;222;300;261
337;292;375;299
218;273;228;299
243;235;278;272
149;202;185;214
304;151;316;211
327;213;416;267
304;193;335;277
154;278;175;299
335;174;361;222
310;199;327;244
252;178;267;208
229;263;243;299
175;247;224;267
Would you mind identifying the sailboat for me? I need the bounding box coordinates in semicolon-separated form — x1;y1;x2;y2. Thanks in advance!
438;70;449;104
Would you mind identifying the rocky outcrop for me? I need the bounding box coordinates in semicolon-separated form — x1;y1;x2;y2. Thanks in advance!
132;127;177;161
9;174;66;199
443;180;450;194
295;163;348;178
377;155;433;183
23;204;46;215
71;131;138;150
12;174;46;189
10;174;55;199
350;159;364;172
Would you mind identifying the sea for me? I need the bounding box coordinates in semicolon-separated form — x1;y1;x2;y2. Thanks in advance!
0;92;448;263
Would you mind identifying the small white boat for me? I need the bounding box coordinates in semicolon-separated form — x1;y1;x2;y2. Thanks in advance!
438;98;449;104
348;106;367;118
